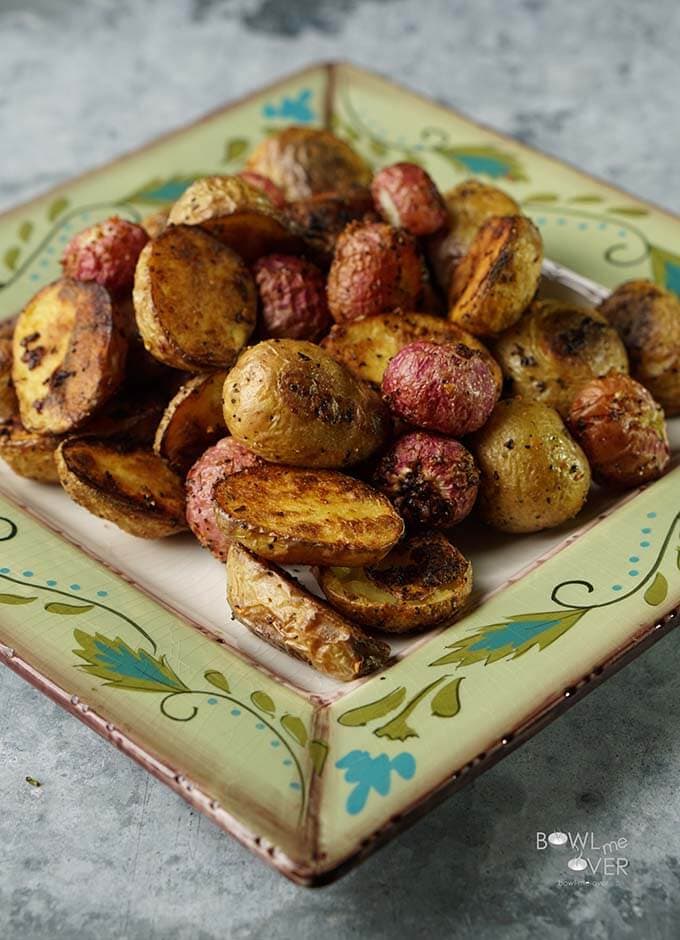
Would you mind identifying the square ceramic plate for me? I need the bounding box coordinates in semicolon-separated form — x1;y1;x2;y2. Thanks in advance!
0;63;678;886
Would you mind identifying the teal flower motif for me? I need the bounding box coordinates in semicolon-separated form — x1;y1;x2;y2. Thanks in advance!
335;749;416;814
262;89;315;123
125;176;197;205
433;145;528;182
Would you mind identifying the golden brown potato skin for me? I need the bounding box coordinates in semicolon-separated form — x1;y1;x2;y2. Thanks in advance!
470;399;591;533
494;300;629;416
427;179;520;292
284;186;377;266
448;215;543;337
0;418;61;483
56;438;186;538
567;374;670;488
134;225;256;371
245;127;371;201
153;371;227;475
318;532;473;633
598;280;680;416
12;278;127;434
223;339;390;467
167;176;299;262
214;463;404;566
322;311;502;394
227;544;390;681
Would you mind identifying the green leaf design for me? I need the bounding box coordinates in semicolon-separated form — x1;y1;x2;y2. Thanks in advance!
3;247;20;272
281;714;307;746
18;221;33;242
124;176;197;205
568;194;604;204
338;686;407;727
223;137;249;163
204;670;230;693
0;593;36;605
251;690;276;714
308;739;328;775
47;197;69;221
433;145;528;182
369;138;388;158
608;206;649;217
524;192;558;203
45;602;93;615
644;572;668;607
676;547;680;571
430;678;463;718
374;678;445;741
72;629;188;693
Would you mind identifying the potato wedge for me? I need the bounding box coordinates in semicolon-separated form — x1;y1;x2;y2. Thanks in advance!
12;278;127;434
223;339;390;468
318;533;472;633
0;338;17;421
133;225;256;371
56;438;186;538
448;215;543;336
214;464;404;566
322;311;502;394
227;544;390;681
0;418;61;483
154;371;227;474
167;176;300;261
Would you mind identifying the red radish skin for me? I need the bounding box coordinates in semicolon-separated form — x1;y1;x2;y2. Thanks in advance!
253;254;331;341
371;163;448;236
61;217;149;294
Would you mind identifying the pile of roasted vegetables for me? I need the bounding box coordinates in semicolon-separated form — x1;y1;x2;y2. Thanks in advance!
1;126;678;681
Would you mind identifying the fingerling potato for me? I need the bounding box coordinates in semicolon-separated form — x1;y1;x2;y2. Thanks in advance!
470;399;591;533
449;215;543;336
154;371;228;474
318;532;473;633
321;311;502;393
12;278;127;434
214;463;404;566
223;339;390;468
227;544;390;681
133;225;256;371
167;176;299;261
56;438;186;538
0;418;61;483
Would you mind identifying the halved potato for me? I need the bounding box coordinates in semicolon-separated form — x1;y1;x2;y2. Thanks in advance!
154;371;227;474
12;278;128;434
214;464;404;565
133;225;256;371
0;338;17;421
56;438;186;538
167;176;300;261
0;418;61;483
318;533;473;633
322;311;502;394
227;543;390;681
448;215;543;336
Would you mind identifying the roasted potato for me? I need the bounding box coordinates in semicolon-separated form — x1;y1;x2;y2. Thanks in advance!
186;436;262;561
470;399;591;533
448;215;543;336
427;179;520;292
567;374;670;488
0;418;61;483
61;217;149;294
214;464;404;566
598;280;680;416
154;371;228;475
223;339;390;468
133;225;256;371
370;162;448;236
227;544;390;681
494;299;629;416
237;171;286;208
285;186;377;266
322;310;502;393
327;221;425;323
253;254;331;341
373;431;479;529
167;175;299;262
12;278;127;434
245;127;371;201
318;532;472;633
141;209;169;239
382;340;500;435
0;339;17;421
56;438;186;538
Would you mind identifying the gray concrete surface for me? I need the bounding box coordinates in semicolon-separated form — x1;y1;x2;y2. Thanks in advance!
1;1;680;937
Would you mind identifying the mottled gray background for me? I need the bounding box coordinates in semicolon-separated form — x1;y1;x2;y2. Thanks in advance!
1;1;679;938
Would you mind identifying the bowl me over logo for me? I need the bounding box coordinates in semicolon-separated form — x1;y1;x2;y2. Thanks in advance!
536;831;630;876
